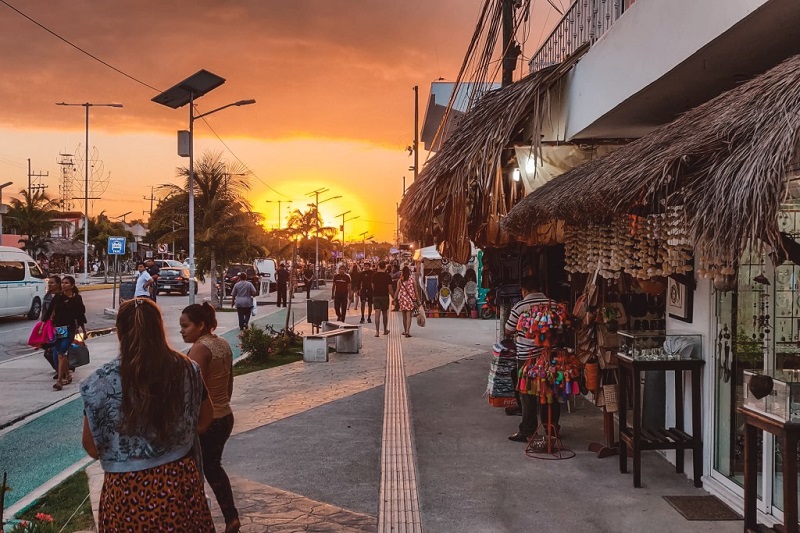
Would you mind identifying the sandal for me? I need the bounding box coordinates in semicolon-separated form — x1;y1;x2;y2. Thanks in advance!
53;382;63;391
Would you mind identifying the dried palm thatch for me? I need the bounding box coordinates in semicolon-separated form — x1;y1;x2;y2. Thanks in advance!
503;53;800;266
399;46;588;263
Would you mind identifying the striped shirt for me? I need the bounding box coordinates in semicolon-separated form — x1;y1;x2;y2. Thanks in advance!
505;292;553;361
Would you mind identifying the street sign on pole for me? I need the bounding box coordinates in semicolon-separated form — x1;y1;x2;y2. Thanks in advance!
108;236;126;256
108;236;126;310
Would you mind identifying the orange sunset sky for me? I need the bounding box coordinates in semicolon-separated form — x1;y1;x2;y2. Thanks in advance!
0;0;560;242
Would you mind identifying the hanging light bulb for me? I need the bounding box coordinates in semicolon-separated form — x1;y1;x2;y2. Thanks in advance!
512;168;521;182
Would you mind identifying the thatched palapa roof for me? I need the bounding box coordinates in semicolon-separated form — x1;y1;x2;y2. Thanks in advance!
503;53;800;265
399;47;587;263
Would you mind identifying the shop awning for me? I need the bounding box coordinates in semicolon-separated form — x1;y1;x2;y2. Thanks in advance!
503;53;800;265
399;46;588;264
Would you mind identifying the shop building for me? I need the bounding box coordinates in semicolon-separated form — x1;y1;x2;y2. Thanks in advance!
401;1;800;528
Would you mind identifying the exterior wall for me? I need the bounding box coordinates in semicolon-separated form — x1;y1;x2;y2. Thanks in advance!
663;277;715;484
541;0;771;141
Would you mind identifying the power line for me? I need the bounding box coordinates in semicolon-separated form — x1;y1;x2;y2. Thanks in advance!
1;0;289;199
0;0;161;93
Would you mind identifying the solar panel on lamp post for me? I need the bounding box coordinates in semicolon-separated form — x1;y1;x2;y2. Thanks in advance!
152;70;255;304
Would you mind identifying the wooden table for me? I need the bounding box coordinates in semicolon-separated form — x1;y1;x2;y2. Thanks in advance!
738;406;799;533
617;354;704;488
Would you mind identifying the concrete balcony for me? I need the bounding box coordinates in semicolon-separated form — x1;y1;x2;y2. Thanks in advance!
536;0;800;141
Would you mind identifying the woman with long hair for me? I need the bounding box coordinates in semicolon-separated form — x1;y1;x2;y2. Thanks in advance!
80;298;214;531
41;275;85;390
394;266;418;337
181;302;240;533
41;275;61;375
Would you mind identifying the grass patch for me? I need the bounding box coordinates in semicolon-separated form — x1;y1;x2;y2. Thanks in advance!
17;470;94;532
233;351;303;376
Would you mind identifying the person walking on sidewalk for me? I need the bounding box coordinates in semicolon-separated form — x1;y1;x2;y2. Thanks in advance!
371;261;393;337
390;264;401;311
181;302;241;533
359;262;374;324
349;263;361;310
505;276;559;443
41;275;61;374
303;263;314;299
80;298;215;531
230;272;257;331
42;275;86;391
276;263;289;307
331;265;351;322
395;266;418;337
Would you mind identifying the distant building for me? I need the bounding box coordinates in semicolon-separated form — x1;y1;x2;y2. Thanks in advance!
420;81;500;152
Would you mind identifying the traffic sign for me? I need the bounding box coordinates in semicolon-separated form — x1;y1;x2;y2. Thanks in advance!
157;243;169;254
108;236;126;256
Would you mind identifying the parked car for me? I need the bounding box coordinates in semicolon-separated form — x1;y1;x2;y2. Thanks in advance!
0;246;47;319
151;259;183;270
156;267;198;295
223;264;260;295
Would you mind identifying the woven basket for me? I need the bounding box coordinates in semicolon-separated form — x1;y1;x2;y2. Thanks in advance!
584;362;600;392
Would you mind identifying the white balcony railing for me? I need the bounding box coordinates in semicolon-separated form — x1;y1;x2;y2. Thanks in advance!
530;0;625;72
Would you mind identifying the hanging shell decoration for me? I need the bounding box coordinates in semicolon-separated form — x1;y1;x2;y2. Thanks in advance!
564;207;696;281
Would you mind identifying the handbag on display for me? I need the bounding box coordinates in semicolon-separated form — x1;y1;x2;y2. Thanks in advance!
68;341;90;368
28;320;56;348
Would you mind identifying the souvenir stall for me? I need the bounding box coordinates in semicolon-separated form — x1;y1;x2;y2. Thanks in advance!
413;244;481;318
500;54;800;527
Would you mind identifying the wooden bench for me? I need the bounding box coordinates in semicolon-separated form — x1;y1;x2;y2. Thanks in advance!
303;322;360;362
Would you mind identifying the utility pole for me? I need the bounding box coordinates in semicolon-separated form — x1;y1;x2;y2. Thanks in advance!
27;159;49;197
413;86;419;183
143;186;157;217
306;188;340;282
502;0;522;87
336;211;359;261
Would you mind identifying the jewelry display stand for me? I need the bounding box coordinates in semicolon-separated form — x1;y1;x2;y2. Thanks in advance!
525;404;576;460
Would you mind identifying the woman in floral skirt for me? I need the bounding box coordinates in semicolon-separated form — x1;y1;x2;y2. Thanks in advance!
394;266;418;337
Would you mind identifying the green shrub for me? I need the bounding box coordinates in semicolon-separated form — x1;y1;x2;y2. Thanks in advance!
240;325;301;364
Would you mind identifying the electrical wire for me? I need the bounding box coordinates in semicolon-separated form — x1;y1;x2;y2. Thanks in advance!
0;0;161;93
0;0;290;199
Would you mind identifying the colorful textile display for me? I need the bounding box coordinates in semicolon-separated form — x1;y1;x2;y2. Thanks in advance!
518;348;582;403
486;340;517;399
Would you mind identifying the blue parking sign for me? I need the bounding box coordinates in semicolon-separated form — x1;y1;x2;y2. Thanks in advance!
108;236;126;255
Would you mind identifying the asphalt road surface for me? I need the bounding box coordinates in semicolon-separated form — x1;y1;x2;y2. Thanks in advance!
0;282;216;363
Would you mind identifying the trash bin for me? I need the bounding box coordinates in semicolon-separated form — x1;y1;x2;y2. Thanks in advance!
119;281;136;301
307;299;329;326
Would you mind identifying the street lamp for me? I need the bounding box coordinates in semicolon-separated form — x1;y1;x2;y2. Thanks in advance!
152;69;255;304
265;199;292;229
336;210;359;261
307;188;340;282
0;181;13;241
359;231;374;261
56;102;123;283
112;211;132;224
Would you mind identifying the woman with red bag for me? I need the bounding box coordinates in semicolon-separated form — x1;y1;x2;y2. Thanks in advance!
41;275;86;391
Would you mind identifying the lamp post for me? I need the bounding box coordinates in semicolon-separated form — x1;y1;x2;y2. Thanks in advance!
152;70;255;305
336;211;359;261
112;211;132;224
0;181;13;241
306;188;340;282
359;231;374;261
56;102;123;283
265;199;291;229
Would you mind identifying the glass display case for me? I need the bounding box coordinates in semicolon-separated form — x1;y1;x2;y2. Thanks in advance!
742;369;800;422
617;330;702;361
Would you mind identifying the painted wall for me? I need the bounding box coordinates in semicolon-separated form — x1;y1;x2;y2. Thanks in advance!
541;0;768;140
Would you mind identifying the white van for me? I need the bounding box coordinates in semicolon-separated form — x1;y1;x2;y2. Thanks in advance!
0;246;48;319
254;258;277;293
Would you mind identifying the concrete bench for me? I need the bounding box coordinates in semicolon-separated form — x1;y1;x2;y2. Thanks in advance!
322;320;362;347
303;326;359;362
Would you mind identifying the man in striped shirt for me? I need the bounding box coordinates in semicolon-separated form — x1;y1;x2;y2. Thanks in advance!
505;276;560;442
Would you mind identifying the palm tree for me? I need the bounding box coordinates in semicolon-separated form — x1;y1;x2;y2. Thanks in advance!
5;189;59;256
153;152;268;307
285;205;337;263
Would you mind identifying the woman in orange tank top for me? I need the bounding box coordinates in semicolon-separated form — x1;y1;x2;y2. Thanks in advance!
180;302;240;533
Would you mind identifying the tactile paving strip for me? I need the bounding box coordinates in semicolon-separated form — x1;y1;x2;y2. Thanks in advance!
377;312;423;532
